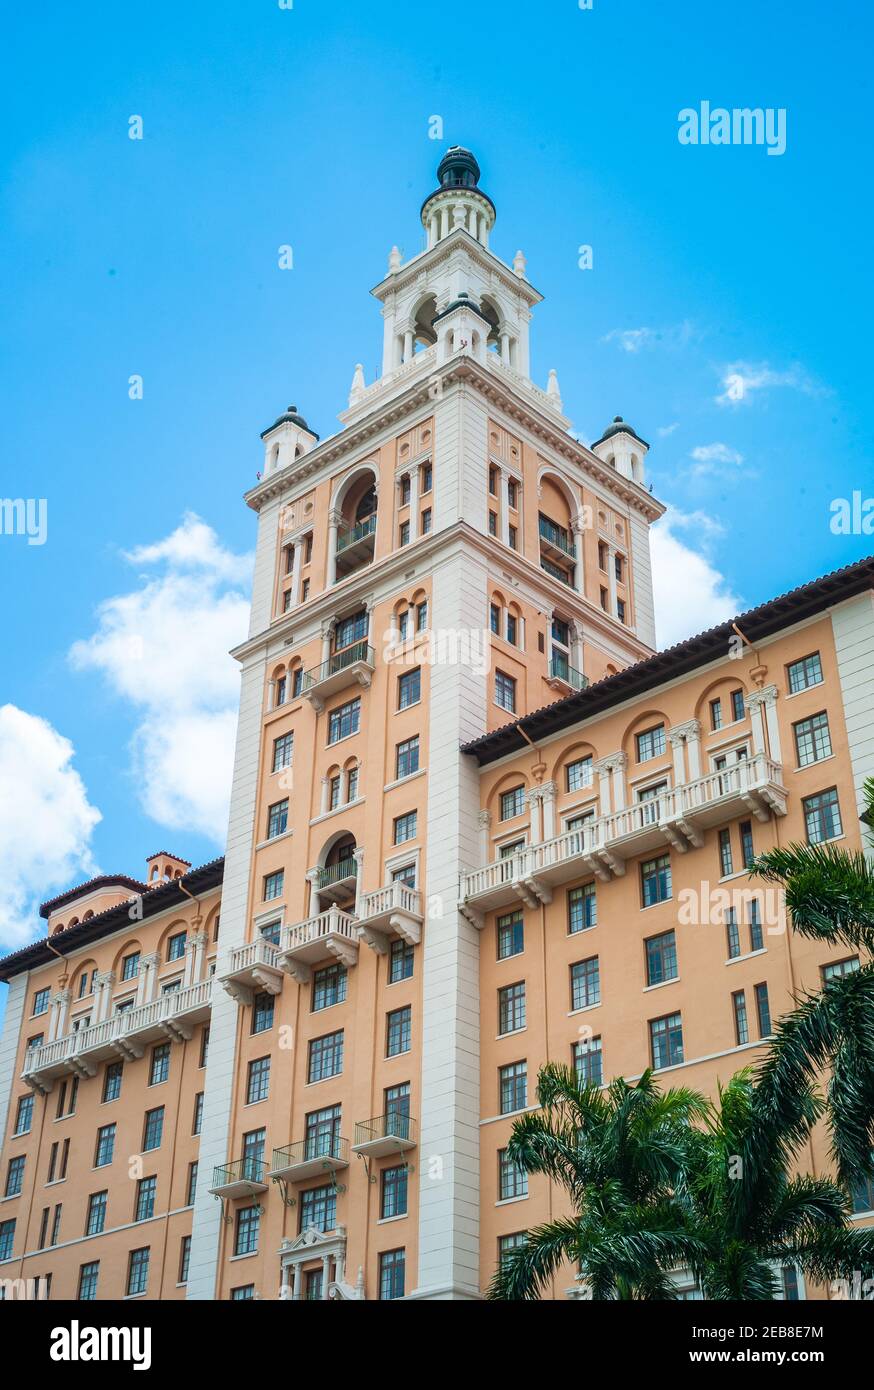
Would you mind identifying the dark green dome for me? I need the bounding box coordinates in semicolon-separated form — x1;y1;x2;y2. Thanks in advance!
260;404;319;440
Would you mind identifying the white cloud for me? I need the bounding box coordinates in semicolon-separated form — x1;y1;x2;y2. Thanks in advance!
688;442;745;476
0;706;102;950
69;514;252;843
657;422;679;438
715;360;826;407
602;322;698;354
652;508;742;649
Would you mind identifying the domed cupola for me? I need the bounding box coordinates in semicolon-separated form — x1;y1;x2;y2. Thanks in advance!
260;403;320;477
421;146;496;250
590;416;649;485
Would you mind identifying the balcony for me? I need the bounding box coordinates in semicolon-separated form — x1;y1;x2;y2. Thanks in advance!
277;906;359;983
459;752;787;922
269;1136;350;1183
357;882;424;954
300;641;375;712
314;855;358;905
219;938;284;1005
547;654;589;693
352;1113;417;1159
22;979;213;1091
539;516;576;562
209;1157;269;1200
335;515;377;580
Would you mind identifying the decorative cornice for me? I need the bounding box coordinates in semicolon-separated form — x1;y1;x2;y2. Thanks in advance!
745;683;779;708
668;719;702;745
369;225;542;307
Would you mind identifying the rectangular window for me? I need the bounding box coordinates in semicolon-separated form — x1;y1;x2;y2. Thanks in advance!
380;1166;408;1220
566;756;593;792
142;1107;164;1152
497;911;524;960
135;1175;157;1222
500;785;526;820
794;711;833;767
508;524;517;550
822;956;860;983
568;883;597;934
732;990;749;1045
641;854;672;907
308;1030;344;1083
498;1149;528;1201
389;938;414;983
570;957;600;1011
14;1095;34;1136
149;1043;170;1086
304;1105;341;1160
490;603;500;635
636;724;666;762
94;1124;116;1168
710;698;723;731
186;1161;198;1207
726;907;741;959
166;931;186;962
421;508;432;535
495;671;516;713
267;799;289;839
755;983;772;1037
506;612;517;645
179;1236;191;1285
650;1013;684;1070
397;669;421;710
0;1220;15;1261
498;982;526;1035
235;1206;260;1257
739;820;755;869
488;511;498;536
851;1171;874;1215
421;463;433;494
329;774;341;810
85;1191;107;1236
787;651;823;694
231;1285;255;1301
718;828;734;878
335;610;368;651
399;521;410;546
803;788;842;844
312;963;347;1011
400;476;411;505
127;1247;150;1297
731;689;745;722
328;698;361;744
247;1057;271;1104
252;991;275;1034
300;1183;337;1233
573;1036;603;1086
242;1129;265;1172
386;1007;412;1057
32;987;50;1016
78;1261;100;1300
646;930;678;986
193;1092;204;1135
272;732;294;772
416;600;428;632
499;1061;528;1115
393;810;417;845
121;951;140;981
391;862;416;886
379;1248;406;1301
264;870;284;901
260;920;281;947
749;900;764;953
5;1156;25;1198
396;736;419;779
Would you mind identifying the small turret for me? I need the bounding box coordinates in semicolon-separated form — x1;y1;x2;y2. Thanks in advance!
590;415;649;485
260;404;320;477
421;147;496;250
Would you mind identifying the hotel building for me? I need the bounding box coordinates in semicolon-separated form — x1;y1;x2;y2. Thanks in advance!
1;150;872;1302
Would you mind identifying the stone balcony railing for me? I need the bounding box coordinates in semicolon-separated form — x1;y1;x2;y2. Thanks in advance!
460;752;787;922
22;978;213;1091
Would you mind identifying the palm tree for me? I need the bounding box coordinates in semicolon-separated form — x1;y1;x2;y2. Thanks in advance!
487;1064;708;1300
751;776;874;1188
686;1070;874;1299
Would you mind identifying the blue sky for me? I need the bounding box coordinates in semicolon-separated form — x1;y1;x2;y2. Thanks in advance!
1;0;872;989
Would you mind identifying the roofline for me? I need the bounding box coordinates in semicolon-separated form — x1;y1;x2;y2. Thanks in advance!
0;858;225;983
461;554;874;766
39;875;147;919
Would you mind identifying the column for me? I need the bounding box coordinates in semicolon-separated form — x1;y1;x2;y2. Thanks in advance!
49;991;71;1042
669;729;687;785
289;541;302;609
403;328;414;363
541;782;557;840
500;332;511;365
570;620;585;679
610;753;627;811
686;722;702;779
292;1263;302;1301
267;678;276;710
326;511;341;586
498;468;511;546
306;869;321;918
594;757;613;814
761;687;781;761
527;787;543;844
321;1255;331;1299
746;686;780;761
607;544;618;617
136;953;159;1006
185;932;207;987
353;848;365;915
320;621;334;668
320;776;331;816
440;206;450;239
477;809;491;862
573;519;586;595
408;465;420;540
95;972;115;1022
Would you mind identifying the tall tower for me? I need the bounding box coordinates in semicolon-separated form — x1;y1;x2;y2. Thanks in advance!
187;149;665;1300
